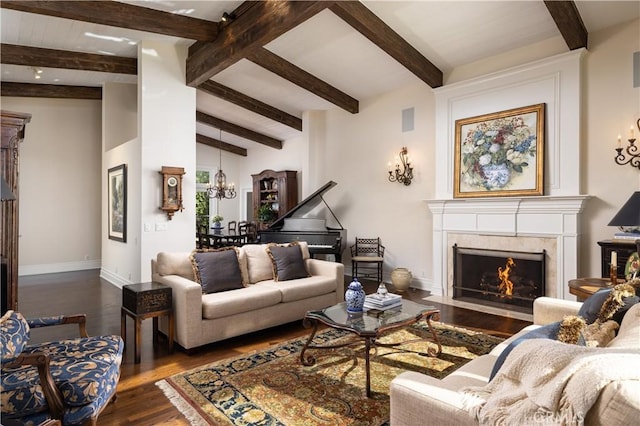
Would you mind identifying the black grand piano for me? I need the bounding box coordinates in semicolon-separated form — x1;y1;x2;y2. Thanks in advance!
258;181;347;262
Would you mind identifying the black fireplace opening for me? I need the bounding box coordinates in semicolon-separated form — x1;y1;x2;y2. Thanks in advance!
453;244;546;314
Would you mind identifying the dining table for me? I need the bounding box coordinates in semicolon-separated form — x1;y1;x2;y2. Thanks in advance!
205;229;248;247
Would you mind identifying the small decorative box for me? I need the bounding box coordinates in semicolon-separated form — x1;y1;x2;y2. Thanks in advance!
122;282;172;314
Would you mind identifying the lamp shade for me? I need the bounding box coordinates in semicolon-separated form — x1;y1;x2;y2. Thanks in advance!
1;177;15;201
608;192;640;231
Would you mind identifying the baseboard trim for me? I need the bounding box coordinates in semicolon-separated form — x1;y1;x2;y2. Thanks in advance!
19;260;102;276
99;268;132;289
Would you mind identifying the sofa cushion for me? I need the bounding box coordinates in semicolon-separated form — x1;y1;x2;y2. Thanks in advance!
190;248;245;294
0;310;30;362
488;321;561;381
242;244;274;284
156;252;194;280
1;335;123;417
258;275;337;303
607;302;640;349
266;243;309;281
201;285;282;319
577;288;612;324
442;353;499;389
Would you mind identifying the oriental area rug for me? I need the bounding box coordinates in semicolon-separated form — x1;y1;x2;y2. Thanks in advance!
156;322;503;426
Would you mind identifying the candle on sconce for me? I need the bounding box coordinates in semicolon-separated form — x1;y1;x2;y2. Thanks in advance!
611;251;617;267
618;134;622;149
630;125;635;139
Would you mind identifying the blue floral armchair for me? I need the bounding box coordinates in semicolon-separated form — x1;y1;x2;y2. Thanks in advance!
1;310;124;425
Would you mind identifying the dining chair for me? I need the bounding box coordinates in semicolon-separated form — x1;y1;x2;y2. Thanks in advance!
228;221;237;233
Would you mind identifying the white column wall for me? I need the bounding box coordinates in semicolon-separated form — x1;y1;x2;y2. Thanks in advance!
139;41;196;283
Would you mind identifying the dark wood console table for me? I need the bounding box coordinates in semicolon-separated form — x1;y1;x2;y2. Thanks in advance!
597;239;638;280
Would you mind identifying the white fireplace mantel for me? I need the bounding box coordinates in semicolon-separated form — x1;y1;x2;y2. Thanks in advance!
426;195;591;301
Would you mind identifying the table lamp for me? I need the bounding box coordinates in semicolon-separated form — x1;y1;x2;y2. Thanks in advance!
608;191;640;234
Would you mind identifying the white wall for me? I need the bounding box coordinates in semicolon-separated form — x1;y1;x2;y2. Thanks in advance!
582;19;640;276
138;41;196;283
4;97;102;275
323;83;436;286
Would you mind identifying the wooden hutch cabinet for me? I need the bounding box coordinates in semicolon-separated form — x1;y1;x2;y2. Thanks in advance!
2;110;31;314
251;170;298;225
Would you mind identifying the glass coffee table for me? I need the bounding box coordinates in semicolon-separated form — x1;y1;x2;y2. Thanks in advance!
300;299;441;397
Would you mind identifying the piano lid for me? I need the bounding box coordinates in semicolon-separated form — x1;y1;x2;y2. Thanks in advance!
268;181;342;230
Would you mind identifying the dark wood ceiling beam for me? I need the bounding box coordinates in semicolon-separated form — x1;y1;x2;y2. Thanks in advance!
1;44;136;74
1;82;102;99
196;111;283;150
544;1;588;50
196;133;247;157
198;80;302;131
1;0;218;41
187;1;330;87
328;1;443;88
247;48;359;114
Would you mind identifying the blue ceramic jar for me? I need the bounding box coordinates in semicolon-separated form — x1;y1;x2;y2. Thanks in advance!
345;278;365;313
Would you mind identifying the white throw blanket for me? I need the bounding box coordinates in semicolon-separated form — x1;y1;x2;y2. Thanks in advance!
461;338;640;425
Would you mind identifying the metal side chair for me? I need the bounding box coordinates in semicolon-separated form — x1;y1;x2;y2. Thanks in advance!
350;237;385;282
0;310;124;425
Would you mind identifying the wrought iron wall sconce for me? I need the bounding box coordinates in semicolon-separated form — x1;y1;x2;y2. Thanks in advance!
614;118;640;170
388;147;413;186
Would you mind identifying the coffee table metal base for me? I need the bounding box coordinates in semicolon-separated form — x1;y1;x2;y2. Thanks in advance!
300;307;441;398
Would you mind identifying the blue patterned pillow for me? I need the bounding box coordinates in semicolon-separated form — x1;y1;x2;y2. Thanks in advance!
0;310;30;361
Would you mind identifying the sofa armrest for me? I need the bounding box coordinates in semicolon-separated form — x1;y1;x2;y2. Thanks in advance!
533;297;582;325
306;259;345;302
390;371;476;425
152;272;203;348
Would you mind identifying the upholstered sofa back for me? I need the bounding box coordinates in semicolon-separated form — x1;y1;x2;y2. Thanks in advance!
153;242;312;285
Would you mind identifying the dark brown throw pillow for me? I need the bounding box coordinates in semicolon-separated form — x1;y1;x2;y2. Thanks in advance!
266;244;309;282
190;248;244;294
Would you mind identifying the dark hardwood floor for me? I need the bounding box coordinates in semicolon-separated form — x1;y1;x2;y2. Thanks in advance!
17;270;531;425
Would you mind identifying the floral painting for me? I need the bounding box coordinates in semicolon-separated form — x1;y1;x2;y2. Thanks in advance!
454;104;545;198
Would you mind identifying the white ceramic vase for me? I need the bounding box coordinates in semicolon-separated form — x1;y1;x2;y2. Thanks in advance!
391;268;412;292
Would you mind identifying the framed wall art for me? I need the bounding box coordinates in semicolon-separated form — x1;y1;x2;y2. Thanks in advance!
454;103;545;198
108;164;127;242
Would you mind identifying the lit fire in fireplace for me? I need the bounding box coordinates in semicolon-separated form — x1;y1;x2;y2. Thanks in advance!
497;258;515;298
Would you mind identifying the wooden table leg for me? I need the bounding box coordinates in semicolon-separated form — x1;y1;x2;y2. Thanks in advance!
134;317;141;364
153;316;159;347
365;337;372;398
168;310;174;353
120;308;126;352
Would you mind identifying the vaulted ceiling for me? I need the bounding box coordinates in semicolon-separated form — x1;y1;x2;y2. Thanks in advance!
1;1;639;156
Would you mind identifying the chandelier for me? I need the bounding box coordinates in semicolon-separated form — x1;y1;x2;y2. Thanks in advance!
207;130;236;199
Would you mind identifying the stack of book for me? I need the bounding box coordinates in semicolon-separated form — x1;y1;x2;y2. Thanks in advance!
363;293;402;311
613;232;640;241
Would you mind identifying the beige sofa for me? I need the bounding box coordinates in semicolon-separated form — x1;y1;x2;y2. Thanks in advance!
390;297;640;425
151;242;344;350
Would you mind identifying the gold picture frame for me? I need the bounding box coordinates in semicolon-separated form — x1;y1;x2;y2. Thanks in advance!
454;103;545;198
